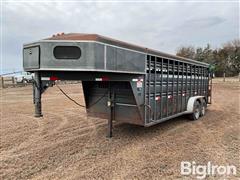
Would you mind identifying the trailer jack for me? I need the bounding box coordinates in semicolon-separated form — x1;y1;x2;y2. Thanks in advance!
33;72;115;138
107;83;115;138
33;72;55;118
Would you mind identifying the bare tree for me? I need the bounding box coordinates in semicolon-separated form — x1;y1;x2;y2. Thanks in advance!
222;39;240;76
176;39;240;77
176;46;195;59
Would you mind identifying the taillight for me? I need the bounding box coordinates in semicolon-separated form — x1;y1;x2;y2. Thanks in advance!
50;76;59;81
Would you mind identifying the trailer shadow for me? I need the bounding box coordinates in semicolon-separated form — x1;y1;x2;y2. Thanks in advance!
112;115;190;139
108;108;221;142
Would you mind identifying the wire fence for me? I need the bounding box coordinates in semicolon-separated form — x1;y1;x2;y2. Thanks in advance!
0;71;28;88
0;71;23;77
0;76;29;88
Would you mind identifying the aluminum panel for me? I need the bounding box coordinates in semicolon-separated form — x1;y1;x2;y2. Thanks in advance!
106;46;145;73
40;42;104;70
23;46;40;69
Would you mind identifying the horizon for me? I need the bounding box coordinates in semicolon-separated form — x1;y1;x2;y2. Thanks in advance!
1;1;239;74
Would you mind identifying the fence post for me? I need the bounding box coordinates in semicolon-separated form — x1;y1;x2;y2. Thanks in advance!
223;73;225;82
1;76;4;88
12;76;15;87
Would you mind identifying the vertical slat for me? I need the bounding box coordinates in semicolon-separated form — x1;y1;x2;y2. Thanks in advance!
196;66;198;95
202;67;204;96
194;65;196;95
190;65;192;97
181;62;184;112
198;66;200;95
205;67;207;96
195;66;197;95
210;69;212;104
203;67;205;96
148;56;151;121
204;67;207;96
207;68;209;102
185;63;187;110
144;54;148;125
208;68;212;104
160;58;163;119
199;67;201;95
166;59;169;117
172;60;174;115
176;61;179;113
154;56;157;121
200;67;203;96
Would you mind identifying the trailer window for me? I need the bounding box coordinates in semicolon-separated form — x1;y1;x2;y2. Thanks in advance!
53;46;81;59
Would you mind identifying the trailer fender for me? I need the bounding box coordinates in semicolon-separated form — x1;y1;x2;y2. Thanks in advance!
187;96;204;113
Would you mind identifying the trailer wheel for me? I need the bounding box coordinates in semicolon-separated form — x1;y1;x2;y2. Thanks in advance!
190;100;201;120
200;100;207;117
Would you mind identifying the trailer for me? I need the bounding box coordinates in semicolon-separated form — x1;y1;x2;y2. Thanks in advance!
23;33;212;137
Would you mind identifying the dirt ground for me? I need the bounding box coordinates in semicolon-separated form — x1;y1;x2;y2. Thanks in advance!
1;78;239;179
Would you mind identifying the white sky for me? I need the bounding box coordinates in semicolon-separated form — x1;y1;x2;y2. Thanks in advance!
1;0;239;73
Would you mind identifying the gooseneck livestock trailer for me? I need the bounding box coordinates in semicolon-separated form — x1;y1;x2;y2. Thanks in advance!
23;33;212;137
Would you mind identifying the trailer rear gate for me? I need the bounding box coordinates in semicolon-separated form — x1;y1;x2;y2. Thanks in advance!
23;33;211;137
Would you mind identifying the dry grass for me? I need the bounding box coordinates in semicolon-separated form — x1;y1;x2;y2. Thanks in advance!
1;81;239;179
213;77;240;83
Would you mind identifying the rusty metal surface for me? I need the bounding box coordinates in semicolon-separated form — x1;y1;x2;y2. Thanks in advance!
46;33;147;52
45;33;209;66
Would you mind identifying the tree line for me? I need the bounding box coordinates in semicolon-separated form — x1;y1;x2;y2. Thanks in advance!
176;39;240;77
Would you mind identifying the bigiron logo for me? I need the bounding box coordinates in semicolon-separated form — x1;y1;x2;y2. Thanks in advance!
181;161;237;179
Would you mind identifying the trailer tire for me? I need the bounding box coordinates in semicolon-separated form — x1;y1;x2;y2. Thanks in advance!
190;100;201;120
200;100;207;117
